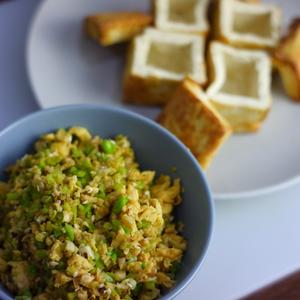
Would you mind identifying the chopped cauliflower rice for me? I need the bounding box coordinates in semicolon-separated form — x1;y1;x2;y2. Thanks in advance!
0;127;186;300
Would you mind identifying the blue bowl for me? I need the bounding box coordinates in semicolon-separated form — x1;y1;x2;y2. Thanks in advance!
0;105;214;300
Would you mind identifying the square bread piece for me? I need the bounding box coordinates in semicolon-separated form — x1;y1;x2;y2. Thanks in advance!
214;0;281;50
274;19;300;101
84;12;152;46
206;42;271;133
154;0;210;36
123;28;206;105
158;78;231;169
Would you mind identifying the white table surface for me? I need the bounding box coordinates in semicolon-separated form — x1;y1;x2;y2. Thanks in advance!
1;0;300;299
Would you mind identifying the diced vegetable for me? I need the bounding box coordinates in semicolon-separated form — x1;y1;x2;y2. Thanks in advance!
102;139;116;154
113;195;128;214
65;224;75;241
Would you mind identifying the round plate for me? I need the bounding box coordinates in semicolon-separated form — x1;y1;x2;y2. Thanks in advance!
27;0;300;200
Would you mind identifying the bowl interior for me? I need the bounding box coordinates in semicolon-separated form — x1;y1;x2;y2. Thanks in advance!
0;105;213;300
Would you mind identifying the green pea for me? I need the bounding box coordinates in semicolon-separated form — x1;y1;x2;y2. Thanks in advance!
112;195;128;214
102;139;116;154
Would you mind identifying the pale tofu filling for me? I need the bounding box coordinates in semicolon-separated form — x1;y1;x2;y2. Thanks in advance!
220;53;259;99
132;28;206;83
168;0;197;24
146;41;193;74
206;42;271;109
232;11;272;38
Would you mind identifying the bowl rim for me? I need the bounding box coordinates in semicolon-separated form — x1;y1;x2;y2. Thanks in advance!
0;104;214;300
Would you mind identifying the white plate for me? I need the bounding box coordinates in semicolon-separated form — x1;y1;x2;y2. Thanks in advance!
27;0;300;200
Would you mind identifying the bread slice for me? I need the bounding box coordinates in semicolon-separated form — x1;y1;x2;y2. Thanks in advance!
154;0;210;36
213;0;281;50
84;12;152;46
158;78;231;169
206;42;272;133
123;28;206;105
273;19;300;101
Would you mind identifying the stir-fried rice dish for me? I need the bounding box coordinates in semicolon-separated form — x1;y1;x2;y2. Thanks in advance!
0;127;186;300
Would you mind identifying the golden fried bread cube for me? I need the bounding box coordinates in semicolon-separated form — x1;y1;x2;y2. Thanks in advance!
123;28;206;105
213;0;281;50
158;78;231;169
273;19;300;101
206;42;272;133
84;12;152;46
154;0;210;36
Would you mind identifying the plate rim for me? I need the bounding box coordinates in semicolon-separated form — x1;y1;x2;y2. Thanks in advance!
25;0;300;201
26;0;44;109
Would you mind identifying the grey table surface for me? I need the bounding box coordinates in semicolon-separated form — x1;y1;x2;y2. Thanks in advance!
0;0;39;130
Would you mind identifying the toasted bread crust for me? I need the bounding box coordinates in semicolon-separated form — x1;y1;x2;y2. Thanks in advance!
123;74;179;105
158;78;231;169
84;12;152;46
273;19;300;101
122;40;179;105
